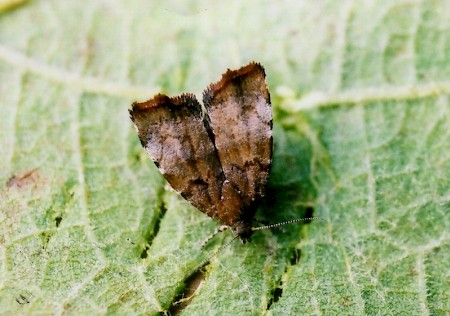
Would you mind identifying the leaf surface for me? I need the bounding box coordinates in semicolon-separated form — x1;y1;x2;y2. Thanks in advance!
0;1;449;315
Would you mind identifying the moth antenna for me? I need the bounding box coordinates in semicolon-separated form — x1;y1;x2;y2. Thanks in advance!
195;234;240;271
251;217;325;231
200;225;229;249
191;217;324;276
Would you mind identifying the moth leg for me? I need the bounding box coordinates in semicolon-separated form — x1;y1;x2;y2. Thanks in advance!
200;225;229;249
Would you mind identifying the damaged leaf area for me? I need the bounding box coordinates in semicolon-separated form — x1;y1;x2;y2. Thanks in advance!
0;1;449;315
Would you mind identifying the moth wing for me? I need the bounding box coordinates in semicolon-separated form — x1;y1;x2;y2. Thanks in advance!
203;63;272;219
129;94;225;220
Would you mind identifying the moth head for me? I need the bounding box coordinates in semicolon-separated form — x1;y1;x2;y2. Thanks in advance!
232;222;254;244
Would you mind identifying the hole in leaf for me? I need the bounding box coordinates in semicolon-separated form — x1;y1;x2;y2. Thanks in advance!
149;201;167;245
290;248;302;265
267;247;303;310
55;216;62;227
267;282;283;309
169;269;205;315
140;245;149;259
140;201;168;260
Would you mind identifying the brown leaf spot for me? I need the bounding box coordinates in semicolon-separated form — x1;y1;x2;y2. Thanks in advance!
6;168;39;189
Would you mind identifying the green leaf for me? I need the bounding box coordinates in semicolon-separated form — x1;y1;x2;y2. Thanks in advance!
1;1;449;315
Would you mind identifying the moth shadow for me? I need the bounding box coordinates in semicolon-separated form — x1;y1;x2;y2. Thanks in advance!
254;124;317;245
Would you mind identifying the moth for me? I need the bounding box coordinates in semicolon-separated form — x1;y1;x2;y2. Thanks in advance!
130;62;315;244
129;62;271;242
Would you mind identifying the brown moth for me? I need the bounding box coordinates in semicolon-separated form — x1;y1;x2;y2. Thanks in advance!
129;62;272;243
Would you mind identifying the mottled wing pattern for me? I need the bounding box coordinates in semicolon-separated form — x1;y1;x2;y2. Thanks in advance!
129;94;227;220
129;63;272;235
203;63;272;223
